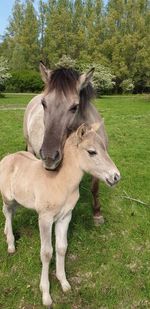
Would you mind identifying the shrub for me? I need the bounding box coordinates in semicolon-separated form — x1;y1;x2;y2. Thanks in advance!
56;55;76;68
0;57;11;91
56;55;115;95
5;70;44;93
120;79;134;94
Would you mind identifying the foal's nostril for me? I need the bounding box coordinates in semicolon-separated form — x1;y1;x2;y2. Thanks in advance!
114;173;120;183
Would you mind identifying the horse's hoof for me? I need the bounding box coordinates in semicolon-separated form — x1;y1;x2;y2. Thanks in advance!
93;215;104;226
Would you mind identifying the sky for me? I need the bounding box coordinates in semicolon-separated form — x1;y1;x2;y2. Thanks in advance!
0;0;39;38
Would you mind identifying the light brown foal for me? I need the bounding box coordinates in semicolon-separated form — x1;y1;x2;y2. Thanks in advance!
0;124;120;307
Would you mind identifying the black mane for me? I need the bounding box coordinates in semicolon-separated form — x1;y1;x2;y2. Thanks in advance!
48;67;95;104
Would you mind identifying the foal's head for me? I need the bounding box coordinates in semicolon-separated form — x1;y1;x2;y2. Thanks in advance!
39;62;94;170
75;123;120;186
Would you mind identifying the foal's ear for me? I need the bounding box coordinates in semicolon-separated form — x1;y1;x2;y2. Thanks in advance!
76;123;89;141
79;68;95;90
91;122;101;132
39;61;51;84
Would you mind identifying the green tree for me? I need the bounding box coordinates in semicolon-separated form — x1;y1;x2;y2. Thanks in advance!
44;0;73;65
103;0;150;91
1;0;25;68
1;0;40;70
20;0;40;69
39;0;47;61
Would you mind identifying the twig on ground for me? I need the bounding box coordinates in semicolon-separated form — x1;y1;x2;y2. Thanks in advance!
121;190;150;207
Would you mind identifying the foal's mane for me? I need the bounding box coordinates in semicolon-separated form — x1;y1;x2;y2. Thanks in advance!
47;67;95;106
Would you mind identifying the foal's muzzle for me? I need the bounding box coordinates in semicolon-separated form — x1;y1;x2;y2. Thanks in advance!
106;172;121;187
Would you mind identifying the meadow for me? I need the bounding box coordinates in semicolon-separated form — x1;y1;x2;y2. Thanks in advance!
0;93;150;309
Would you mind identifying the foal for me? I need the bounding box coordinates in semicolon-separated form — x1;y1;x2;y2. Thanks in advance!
0;124;120;307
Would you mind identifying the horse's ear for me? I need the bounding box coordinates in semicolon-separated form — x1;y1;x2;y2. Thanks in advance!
76;123;89;141
79;68;95;90
39;61;51;84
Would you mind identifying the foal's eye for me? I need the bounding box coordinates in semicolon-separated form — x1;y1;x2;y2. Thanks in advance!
87;150;97;156
41;99;47;109
69;104;79;114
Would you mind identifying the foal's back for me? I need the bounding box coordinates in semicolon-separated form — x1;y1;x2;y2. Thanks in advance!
0;151;74;214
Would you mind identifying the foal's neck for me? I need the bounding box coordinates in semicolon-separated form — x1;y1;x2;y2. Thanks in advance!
58;136;83;190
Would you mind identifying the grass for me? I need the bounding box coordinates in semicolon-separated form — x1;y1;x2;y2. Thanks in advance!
0;93;150;309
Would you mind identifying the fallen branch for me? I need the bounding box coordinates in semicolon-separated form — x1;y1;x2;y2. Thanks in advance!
121;190;150;207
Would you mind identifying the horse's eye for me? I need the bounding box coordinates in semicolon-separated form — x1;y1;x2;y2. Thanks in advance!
87;150;97;156
70;104;79;114
41;99;47;109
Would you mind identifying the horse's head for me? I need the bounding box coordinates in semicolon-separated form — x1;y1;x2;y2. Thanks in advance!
75;123;120;186
39;62;94;170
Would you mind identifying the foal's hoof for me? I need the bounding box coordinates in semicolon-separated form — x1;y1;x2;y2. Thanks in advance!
62;280;71;292
8;245;15;254
93;215;104;226
42;293;52;308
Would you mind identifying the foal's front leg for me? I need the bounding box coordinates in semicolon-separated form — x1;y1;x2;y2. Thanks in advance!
91;177;104;225
55;212;72;292
39;214;53;307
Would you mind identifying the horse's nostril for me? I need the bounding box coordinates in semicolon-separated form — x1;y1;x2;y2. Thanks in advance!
40;148;46;161
114;173;120;182
51;151;60;162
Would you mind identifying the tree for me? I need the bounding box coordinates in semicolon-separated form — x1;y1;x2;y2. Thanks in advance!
103;0;150;92
44;0;74;65
1;0;25;68
1;0;40;70
19;0;40;69
39;0;47;61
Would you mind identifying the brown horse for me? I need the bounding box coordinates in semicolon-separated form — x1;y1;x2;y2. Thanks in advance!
24;63;108;224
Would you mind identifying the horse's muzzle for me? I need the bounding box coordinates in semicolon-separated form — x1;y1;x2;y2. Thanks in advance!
40;148;62;170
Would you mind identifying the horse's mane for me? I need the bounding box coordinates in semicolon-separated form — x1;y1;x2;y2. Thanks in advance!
47;67;95;106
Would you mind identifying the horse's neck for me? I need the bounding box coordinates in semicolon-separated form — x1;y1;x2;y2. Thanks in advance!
73;102;97;129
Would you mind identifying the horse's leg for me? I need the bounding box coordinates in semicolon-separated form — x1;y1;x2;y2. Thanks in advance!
3;202;15;253
39;214;53;307
91;177;104;225
55;212;72;292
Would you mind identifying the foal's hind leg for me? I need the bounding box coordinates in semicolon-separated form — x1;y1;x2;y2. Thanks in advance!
91;177;104;225
3;202;15;253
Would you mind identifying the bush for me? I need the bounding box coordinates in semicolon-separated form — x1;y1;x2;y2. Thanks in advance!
0;57;11;92
120;79;134;94
5;70;44;93
56;55;115;95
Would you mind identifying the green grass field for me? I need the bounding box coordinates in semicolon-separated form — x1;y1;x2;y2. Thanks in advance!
0;94;150;309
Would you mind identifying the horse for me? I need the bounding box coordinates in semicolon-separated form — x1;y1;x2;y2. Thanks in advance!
0;123;120;307
23;63;108;225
